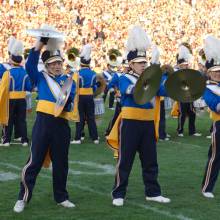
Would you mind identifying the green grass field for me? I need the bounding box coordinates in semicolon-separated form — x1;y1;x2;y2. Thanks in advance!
0;102;220;220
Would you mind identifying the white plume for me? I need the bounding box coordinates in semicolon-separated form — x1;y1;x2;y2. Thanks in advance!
80;44;92;61
178;45;192;62
198;56;206;66
203;35;220;64
122;50;129;60
46;38;64;51
8;36;16;53
10;40;24;56
126;25;151;52
151;44;160;64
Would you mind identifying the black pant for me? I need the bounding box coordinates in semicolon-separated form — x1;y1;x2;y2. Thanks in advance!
2;99;28;143
74;118;87;139
103;87;108;102
14;113;21;139
202;121;220;192
75;95;98;141
177;102;196;135
18;112;70;203
112;119;161;199
159;100;167;139
105;101;121;136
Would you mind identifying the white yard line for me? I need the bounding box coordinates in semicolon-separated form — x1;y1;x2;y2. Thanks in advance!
160;140;203;148
69;160;115;175
0;171;19;181
0;161;193;220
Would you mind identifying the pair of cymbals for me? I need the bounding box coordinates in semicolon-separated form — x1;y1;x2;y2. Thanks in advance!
165;69;206;103
133;66;206;104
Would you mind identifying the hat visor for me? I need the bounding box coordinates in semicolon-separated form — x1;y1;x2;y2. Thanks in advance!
46;56;63;64
178;61;188;66
208;66;220;72
130;57;147;63
11;60;21;66
80;62;90;66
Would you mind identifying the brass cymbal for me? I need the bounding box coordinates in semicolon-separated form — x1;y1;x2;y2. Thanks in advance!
165;69;206;103
94;75;106;97
26;28;64;39
54;77;73;117
133;64;162;105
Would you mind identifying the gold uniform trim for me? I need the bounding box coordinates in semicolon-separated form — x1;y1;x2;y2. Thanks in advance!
79;88;93;95
210;111;220;121
0;70;10;125
106;100;161;151
9;91;26;99
121;107;155;121
36;100;72;121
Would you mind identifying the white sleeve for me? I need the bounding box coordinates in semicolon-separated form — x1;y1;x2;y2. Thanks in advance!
126;85;134;94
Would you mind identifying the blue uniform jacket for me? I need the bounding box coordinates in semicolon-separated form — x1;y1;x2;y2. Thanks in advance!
79;67;97;92
203;83;220;113
0;63;32;92
108;72;122;90
26;49;75;111
102;70;115;84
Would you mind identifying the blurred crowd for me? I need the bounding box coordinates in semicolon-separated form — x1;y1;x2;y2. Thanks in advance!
0;0;220;70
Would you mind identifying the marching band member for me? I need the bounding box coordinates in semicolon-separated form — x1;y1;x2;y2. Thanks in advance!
105;54;129;159
176;43;201;137
0;37;17;141
0;37;32;147
65;47;85;140
103;49;122;110
105;52;126;137
107;26;170;206
201;36;220;198
13;25;76;213
72;44;99;144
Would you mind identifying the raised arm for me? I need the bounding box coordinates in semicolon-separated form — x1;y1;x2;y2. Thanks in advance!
25;40;47;84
